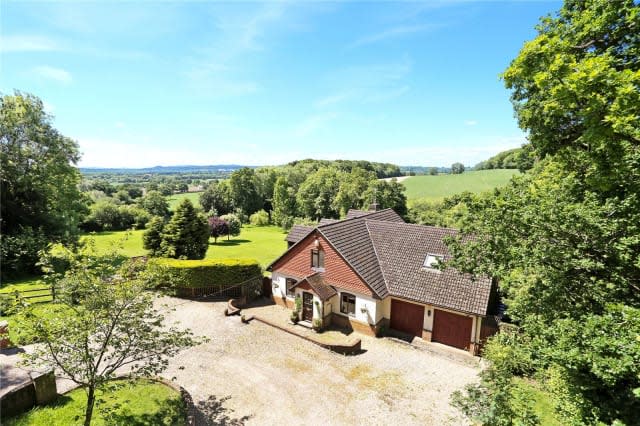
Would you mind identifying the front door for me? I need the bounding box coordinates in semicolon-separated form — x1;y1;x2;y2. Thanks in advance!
302;292;314;321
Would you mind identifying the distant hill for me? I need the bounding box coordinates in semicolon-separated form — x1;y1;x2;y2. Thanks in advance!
80;165;253;175
402;169;519;202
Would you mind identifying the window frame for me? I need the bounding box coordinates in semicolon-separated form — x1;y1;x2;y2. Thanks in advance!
285;278;297;298
340;292;356;316
311;249;325;269
423;253;443;269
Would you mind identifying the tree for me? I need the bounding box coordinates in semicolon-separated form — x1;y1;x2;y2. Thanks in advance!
160;199;209;259
364;179;408;217
142;216;165;256
220;213;241;241
296;167;341;220
272;176;297;228
1;92;86;278
229;168;262;215
139;190;169;218
332;167;376;217
450;162;465;174
208;216;229;243
200;180;232;215
450;2;640;424
19;247;200;426
428;167;439;176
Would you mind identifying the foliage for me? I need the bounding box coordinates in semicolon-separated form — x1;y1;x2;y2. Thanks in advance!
82;199;150;231
474;145;536;172
229;168;262;215
1;92;86;279
364;179;408;217
142;216;165;256
200;180;232;215
272;176;297;228
408;193;473;228
160;199;209;259
296;167;342;220
220;213;242;240
17;248;200;426
4;379;187;426
249;209;270;226
450;1;640;424
208;216;229;243
332;168;377;217
428;167;439;176
139;190;170;218
145;257;261;289
450;162;465;174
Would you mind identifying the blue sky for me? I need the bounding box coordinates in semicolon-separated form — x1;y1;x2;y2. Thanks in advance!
1;1;560;168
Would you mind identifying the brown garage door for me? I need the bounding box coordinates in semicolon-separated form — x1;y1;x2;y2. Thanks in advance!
432;309;472;350
390;299;424;337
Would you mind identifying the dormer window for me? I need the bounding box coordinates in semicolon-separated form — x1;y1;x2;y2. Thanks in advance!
311;249;325;269
423;254;443;269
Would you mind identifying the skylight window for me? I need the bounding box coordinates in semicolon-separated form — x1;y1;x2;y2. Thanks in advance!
423;254;443;269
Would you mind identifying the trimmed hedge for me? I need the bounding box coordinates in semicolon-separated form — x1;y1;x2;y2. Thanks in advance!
149;258;262;289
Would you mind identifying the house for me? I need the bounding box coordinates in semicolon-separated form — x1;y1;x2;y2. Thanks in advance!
267;208;498;355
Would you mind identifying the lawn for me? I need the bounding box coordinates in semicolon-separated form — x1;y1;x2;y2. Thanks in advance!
4;379;187;426
83;225;288;267
166;191;203;211
402;169;519;202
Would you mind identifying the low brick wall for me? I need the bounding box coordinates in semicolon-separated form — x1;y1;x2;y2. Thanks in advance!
1;370;57;419
252;315;362;355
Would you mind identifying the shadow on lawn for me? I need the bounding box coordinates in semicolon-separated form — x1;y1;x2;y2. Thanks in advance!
101;397;187;426
210;239;252;247
194;395;253;426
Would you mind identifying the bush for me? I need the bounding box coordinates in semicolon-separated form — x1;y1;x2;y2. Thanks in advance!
146;258;262;289
249;209;270;226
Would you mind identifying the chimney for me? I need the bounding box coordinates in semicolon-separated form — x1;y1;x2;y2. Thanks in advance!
368;202;380;212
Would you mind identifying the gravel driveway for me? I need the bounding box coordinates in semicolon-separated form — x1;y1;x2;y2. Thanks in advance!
158;296;479;425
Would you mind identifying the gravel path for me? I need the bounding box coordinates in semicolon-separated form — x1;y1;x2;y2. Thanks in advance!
159;297;480;425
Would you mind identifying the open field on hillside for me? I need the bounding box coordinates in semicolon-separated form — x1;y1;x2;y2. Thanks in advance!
167;191;203;210
81;225;288;267
402;169;519;202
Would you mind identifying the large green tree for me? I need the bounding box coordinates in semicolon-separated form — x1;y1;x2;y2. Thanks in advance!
229;167;262;216
160;199;209;259
0;92;86;278
199;180;232;215
451;1;640;425
296;166;342;220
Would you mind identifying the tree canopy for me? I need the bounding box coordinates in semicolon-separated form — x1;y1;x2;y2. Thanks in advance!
1;92;86;278
451;1;640;424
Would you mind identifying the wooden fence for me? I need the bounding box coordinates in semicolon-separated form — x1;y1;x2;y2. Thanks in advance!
0;287;54;304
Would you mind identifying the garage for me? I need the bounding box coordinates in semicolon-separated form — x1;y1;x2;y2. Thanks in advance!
432;309;473;350
390;299;425;337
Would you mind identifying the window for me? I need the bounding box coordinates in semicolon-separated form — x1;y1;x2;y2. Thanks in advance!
423;254;443;269
286;278;297;297
340;293;356;316
311;249;325;269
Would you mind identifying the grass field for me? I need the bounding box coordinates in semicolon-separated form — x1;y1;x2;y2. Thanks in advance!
402;169;519;202
166;191;203;211
83;225;288;267
5;379;186;426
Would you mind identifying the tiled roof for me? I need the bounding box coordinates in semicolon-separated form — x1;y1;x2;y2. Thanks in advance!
285;225;314;243
274;208;492;315
292;273;337;301
316;209;404;299
366;220;493;315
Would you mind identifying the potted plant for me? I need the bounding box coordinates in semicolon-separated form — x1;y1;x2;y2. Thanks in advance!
312;318;323;332
290;310;299;324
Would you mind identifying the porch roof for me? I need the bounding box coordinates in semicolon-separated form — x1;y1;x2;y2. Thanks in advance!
291;273;337;301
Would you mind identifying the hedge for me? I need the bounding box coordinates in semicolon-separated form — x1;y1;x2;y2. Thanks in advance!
148;258;262;289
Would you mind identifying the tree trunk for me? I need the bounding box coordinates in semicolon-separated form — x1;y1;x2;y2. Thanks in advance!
84;385;96;426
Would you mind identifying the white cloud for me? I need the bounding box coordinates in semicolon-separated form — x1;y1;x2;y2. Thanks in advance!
348;24;437;49
294;112;338;137
32;66;72;84
115;122;126;129
0;35;62;53
464;120;478;126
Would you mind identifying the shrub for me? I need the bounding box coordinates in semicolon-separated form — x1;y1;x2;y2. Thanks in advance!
290;310;299;324
249;209;270;226
312;319;323;331
146;258;262;289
